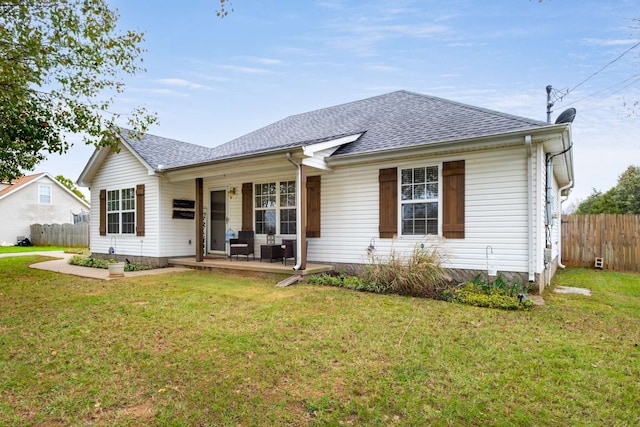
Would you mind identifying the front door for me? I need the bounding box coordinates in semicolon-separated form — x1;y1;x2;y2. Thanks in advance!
209;190;226;252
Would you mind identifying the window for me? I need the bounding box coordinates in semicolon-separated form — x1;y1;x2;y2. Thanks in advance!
279;181;296;234
255;181;296;235
401;166;438;235
39;185;51;204
107;188;135;234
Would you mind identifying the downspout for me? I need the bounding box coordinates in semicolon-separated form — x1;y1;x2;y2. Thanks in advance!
286;153;303;270
545;154;553;289
525;135;535;283
556;130;575;269
557;179;573;269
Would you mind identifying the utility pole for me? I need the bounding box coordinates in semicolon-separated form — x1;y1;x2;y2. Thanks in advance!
546;85;553;124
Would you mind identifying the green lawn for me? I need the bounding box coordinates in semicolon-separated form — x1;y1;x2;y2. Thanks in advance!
0;256;638;426
0;245;70;254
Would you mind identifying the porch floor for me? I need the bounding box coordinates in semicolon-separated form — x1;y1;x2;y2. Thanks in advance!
168;256;333;276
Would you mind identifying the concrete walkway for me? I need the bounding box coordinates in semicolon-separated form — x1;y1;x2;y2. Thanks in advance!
2;251;190;280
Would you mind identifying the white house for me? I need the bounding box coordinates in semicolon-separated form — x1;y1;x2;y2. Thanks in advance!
0;172;90;245
78;91;574;291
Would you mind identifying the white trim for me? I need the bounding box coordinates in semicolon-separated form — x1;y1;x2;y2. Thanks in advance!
0;172;89;208
38;184;52;205
77;133;157;187
302;133;362;157
397;161;442;238
300;133;363;172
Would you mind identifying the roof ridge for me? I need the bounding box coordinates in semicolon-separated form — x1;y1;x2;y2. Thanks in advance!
117;127;211;151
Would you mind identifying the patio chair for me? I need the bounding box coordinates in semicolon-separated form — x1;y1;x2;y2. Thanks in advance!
229;230;255;261
281;239;296;266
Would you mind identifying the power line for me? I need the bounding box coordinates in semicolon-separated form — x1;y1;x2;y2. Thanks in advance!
548;39;640;115
566;39;640;95
563;73;640;108
579;75;640;113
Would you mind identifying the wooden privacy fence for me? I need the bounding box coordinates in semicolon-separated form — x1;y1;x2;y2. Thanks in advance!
561;214;640;272
30;223;89;247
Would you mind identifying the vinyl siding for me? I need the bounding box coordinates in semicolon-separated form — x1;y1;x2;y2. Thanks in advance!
87;140;561;277
90;145;160;257
158;178;197;257
313;145;540;274
0;175;88;244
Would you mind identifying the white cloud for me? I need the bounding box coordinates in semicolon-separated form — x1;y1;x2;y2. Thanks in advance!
367;64;401;72
242;56;284;66
155;78;210;90
129;87;190;98
216;64;279;75
582;38;639;46
315;1;344;10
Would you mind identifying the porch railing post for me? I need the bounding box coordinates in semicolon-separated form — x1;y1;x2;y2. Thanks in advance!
299;165;307;270
196;177;204;262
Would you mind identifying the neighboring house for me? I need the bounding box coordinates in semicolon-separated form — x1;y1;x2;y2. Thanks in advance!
78;90;574;291
0;172;91;245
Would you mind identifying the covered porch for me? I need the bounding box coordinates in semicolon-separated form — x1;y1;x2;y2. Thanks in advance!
162;134;360;272
167;256;333;276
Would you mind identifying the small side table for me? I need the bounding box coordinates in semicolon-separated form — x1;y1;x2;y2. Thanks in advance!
260;244;283;263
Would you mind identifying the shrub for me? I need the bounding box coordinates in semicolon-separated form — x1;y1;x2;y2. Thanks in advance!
308;244;448;298
449;276;534;310
69;255;109;269
68;256;151;271
361;244;448;298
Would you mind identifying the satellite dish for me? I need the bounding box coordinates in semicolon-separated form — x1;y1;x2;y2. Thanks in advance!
555;108;577;124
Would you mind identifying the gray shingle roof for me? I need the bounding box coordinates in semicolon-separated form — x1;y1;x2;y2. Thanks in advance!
120;90;549;169
208;90;548;160
117;129;215;169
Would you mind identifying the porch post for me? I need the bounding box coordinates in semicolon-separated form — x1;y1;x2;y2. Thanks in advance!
195;177;204;262
299;165;307;270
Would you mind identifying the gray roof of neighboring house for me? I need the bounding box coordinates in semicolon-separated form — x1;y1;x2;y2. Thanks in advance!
119;90;549;169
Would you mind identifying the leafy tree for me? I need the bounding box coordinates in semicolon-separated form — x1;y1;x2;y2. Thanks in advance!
215;0;234;17
55;174;87;203
612;165;640;213
0;0;156;182
575;165;640;214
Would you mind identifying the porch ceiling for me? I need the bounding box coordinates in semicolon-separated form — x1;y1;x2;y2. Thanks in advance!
164;151;306;183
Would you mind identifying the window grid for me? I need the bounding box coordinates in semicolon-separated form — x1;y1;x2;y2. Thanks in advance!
38;185;52;204
401;166;439;235
107;188;135;234
255;181;296;235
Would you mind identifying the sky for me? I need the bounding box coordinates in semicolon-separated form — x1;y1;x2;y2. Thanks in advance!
38;0;640;208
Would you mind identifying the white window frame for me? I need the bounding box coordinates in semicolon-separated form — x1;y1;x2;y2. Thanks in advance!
254;180;297;235
107;187;136;235
38;185;52;204
399;164;440;236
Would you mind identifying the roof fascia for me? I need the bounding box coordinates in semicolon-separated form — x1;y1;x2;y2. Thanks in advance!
42;172;90;208
302;133;363;157
117;136;156;176
77;146;107;187
0;173;44;201
300;133;363;172
0;173;90;208
543;125;574;188
164;148;305;183
326;125;570;167
77;133;157;187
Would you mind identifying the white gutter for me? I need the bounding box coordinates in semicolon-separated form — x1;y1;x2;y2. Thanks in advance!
525;135;535;282
557;131;575;269
557;179;573;269
286;153;303;270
